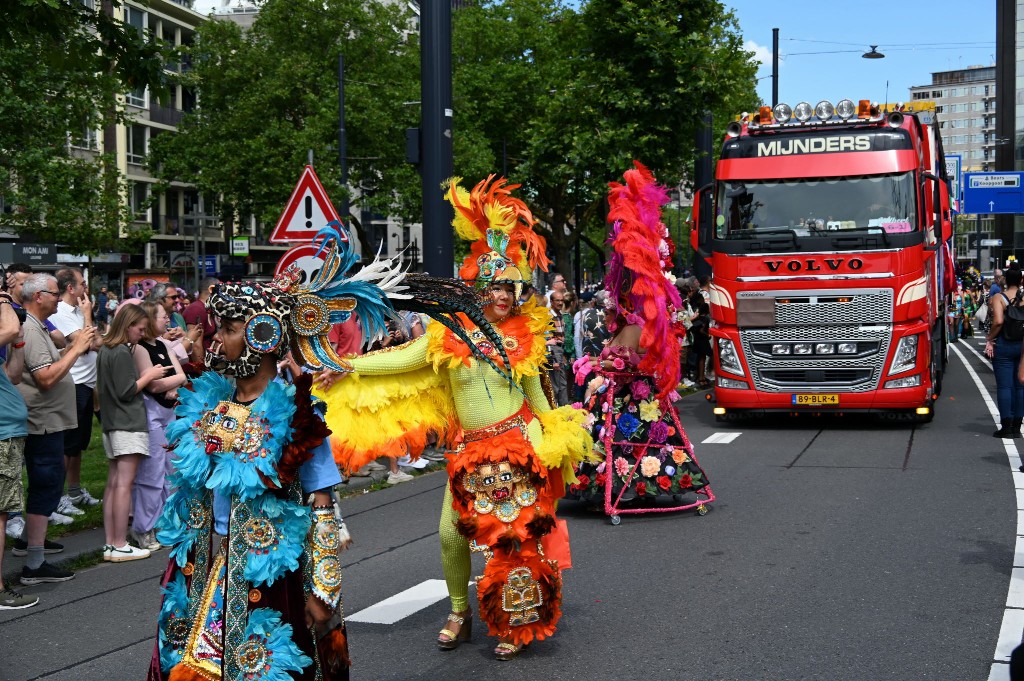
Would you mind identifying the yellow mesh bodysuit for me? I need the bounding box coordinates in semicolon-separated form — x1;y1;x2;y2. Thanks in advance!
317;300;591;645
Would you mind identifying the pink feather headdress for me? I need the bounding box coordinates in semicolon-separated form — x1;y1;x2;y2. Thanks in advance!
604;161;683;399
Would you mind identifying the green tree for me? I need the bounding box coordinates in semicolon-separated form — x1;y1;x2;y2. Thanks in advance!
451;0;758;271
0;0;165;254
148;0;421;257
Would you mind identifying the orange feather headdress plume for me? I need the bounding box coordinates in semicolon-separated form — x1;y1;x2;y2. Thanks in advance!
445;175;551;296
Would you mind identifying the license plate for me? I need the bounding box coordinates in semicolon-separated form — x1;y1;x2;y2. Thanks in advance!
792;393;839;406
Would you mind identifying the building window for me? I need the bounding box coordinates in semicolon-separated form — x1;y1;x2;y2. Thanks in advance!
125;5;146;36
70;126;99;150
933;90;942;98
126;86;147;108
127;124;147;164
129;182;150;220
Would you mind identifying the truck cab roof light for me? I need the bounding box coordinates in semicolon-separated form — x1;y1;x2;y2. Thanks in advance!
836;99;856;120
757;105;773;125
793;102;813;123
773;103;792;124
857;99;872;119
815;100;835;121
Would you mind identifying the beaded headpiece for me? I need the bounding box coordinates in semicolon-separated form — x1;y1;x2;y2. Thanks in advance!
207;221;518;385
446;175;550;300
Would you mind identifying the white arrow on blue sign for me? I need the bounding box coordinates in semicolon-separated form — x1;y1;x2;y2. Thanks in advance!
963;172;1024;214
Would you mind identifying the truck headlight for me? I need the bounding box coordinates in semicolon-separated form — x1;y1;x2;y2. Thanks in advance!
888;334;919;375
884;374;921;389
718;338;744;376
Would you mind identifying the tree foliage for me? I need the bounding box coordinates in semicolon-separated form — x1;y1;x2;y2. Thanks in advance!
148;0;421;256
0;0;165;254
452;0;759;270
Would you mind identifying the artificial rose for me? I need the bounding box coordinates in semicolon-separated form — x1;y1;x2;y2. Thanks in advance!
640;455;661;477
625;312;644;326
635;481;647;496
679;473;693;489
639;400;661;423
648;421;669;443
671;448;690;464
630;380;651;401
569;483;581;493
668;391;681;402
594;472;608;487
577;474;591;487
584;412;597;429
614;457;630;476
612;357;626;370
571;402;583;410
656;475;671;491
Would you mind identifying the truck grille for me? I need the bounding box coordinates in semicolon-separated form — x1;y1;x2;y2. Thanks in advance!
736;288;893;393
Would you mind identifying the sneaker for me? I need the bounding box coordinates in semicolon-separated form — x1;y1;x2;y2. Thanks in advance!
421;447;447;462
131;530;162;552
106;543;150;562
20;561;75;585
57;496;85;517
397;454;429;470
11;538;64;556
67;488;101;506
0;586;39;610
386;471;414;485
5;515;24;539
47;512;73;526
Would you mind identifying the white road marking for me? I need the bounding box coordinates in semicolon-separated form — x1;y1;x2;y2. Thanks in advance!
702;432;741;444
346;579;451;624
949;344;1024;671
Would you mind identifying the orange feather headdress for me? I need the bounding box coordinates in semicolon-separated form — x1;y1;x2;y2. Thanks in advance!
445;175;551;297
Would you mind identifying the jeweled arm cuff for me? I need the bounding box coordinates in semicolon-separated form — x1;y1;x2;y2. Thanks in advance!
309;507;344;609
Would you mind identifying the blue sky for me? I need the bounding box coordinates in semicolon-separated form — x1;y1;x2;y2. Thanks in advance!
727;0;997;108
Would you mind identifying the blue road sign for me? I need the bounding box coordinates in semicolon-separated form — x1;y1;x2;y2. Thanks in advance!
202;255;219;275
962;172;1024;214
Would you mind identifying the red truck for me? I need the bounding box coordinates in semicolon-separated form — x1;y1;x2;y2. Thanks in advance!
691;99;954;422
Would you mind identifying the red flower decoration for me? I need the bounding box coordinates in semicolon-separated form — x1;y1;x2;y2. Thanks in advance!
679;473;693;489
656;475;671;491
594;472;607;487
635;481;647;496
577;474;591;487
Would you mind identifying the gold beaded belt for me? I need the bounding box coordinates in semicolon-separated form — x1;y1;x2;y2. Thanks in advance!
463;404;534;443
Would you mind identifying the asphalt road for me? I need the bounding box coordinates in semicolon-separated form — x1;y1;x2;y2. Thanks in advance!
0;338;1018;681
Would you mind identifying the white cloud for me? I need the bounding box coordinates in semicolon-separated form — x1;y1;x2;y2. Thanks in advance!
744;40;777;70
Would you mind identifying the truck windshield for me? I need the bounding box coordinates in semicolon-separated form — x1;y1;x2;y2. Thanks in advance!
715;172;917;239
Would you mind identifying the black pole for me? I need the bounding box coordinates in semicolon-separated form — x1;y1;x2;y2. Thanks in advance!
772;28;779;107
338;54;349;222
977;214;982;268
692;112;714;280
421;1;454;277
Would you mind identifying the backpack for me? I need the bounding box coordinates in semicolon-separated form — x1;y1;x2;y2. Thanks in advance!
1002;290;1024;342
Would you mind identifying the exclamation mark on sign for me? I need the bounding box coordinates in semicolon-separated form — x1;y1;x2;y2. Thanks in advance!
304;195;313;229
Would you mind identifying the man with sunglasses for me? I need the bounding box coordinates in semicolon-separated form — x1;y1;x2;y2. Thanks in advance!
15;274;95;586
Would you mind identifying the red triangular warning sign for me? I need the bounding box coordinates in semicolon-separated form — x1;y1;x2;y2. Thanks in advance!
269;165;343;244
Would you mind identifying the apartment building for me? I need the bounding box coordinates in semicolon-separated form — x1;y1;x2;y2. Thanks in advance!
910;65;997;264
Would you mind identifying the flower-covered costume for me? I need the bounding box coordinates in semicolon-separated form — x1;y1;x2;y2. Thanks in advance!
568;346;711;515
318;297;592;646
568;161;714;520
148;373;347;681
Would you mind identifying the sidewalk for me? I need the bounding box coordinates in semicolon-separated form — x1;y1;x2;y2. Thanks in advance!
1;467;398;587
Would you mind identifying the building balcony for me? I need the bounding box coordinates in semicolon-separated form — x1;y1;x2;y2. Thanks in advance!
150;103;183;127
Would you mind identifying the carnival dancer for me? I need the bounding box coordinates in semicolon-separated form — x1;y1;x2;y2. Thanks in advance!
314;176;592;661
569;162;712;517
148;222;509;680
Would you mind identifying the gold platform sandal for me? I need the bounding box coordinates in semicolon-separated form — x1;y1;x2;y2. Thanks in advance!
437;611;472;650
493;640;526;661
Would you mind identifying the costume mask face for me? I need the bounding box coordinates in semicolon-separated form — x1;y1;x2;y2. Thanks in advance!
206;282;293;379
501;567;542;626
464;461;538;523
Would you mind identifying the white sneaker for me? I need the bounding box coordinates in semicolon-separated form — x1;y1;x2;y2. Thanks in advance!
386;471;414;485
48;512;74;526
5;515;24;539
681;378;695;388
397;454;429;470
107;543;151;562
68;489;101;506
57;496;85;517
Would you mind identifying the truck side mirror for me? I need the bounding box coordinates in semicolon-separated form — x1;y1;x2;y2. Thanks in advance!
689;182;713;260
921;171;946;251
